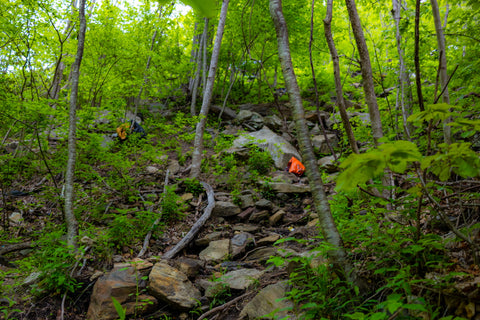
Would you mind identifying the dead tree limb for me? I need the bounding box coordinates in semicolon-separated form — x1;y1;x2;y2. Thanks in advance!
162;182;214;260
137;170;169;258
197;291;254;320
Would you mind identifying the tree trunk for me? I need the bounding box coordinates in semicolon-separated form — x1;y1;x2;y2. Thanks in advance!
392;0;413;139
309;0;337;159
134;6;163;119
190;0;230;179
323;0;359;154
414;0;425;112
269;0;363;288
191;18;209;116
430;0;451;144
344;0;384;146
64;0;87;248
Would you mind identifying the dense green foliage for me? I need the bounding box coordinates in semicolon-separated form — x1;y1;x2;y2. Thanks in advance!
1;0;479;318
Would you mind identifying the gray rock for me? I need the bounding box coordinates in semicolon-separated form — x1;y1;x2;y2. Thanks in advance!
213;201;241;217
263;115;283;131
148;262;201;310
195;231;227;246
248;210;270;223
218;268;264;290
167;160;181;175
232;224;260;233
239;282;294;319
237;194;255;209
230;232;255;258
257;234;281;246
255;199;273;211
268;182;310;193
175;257;205;278
271;171;298;183
229;126;301;169
318;155;338;173
244;247;277;263
237;110;254;123
145;166;159;174
199;239;230;263
312;134;338;154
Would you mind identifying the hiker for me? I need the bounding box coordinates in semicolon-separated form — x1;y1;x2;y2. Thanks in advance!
115;120;146;141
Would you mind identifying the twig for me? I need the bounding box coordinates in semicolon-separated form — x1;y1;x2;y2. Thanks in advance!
197;291;254;320
137;170;169;258
433;64;459;104
162;181;214;260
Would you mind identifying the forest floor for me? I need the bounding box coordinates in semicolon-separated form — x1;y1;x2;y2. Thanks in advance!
1;102;480;319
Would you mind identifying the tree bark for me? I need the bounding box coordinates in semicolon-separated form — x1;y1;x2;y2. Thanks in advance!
64;0;86;248
190;18;209;116
309;0;337;159
345;0;384;146
392;0;413;139
414;0;425;112
430;0;451;144
324;0;359;154
134;6;163;119
269;0;362;288
190;0;230;179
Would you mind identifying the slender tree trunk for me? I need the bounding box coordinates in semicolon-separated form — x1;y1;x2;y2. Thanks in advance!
190;0;230;178
269;0;363;288
392;0;412;139
48;0;79;101
430;0;451;144
134;7;163;119
191;18;209;116
324;0;359;154
414;0;425;112
201;19;209;94
309;0;337;159
345;0;383;146
64;0;86;248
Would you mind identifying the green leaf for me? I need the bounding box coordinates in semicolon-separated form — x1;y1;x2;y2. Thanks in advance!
111;297;126;320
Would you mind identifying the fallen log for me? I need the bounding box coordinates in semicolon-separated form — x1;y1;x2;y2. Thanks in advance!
162;181;215;260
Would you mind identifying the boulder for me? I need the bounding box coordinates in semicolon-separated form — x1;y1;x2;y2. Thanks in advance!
311;134;338;154
199;239;230;263
148;262;201;310
239;282;294;319
87;263;157;320
230;127;301;169
213;201;241;217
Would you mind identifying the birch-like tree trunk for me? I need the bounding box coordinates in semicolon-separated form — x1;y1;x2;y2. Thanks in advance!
269;0;362;288
64;0;86;248
324;0;359;154
48;0;78;101
345;0;384;146
431;0;451;144
190;0;230;178
392;0;413;139
190;18;209;116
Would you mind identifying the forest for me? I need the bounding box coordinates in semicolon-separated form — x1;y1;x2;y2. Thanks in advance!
1;0;480;319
